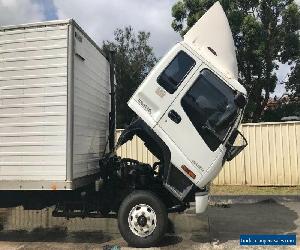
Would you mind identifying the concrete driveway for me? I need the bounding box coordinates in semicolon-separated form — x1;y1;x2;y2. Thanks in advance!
0;199;298;249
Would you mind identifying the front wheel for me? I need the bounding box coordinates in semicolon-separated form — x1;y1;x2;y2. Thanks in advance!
118;190;168;247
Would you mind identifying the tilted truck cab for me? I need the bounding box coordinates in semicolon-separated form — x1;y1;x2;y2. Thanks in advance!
119;2;248;200
113;2;248;246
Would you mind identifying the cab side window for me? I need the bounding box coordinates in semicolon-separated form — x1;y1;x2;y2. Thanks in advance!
157;51;195;94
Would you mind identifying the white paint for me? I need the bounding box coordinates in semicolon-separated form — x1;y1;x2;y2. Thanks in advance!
184;2;238;80
72;26;110;179
0;24;68;181
0;20;110;188
195;192;208;213
128;43;202;126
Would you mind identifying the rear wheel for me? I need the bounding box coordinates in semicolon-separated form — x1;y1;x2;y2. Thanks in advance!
118;190;168;247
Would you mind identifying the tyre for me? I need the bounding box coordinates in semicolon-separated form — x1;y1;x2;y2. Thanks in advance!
118;190;168;247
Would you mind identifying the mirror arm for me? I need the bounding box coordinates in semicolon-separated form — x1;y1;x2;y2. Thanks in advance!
225;130;248;161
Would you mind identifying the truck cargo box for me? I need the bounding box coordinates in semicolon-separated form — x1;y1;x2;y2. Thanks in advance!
0;20;111;190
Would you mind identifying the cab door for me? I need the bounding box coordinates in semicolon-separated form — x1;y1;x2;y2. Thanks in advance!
127;44;201;128
157;68;235;176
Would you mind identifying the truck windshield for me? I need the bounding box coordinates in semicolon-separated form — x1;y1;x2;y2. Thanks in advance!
181;69;238;151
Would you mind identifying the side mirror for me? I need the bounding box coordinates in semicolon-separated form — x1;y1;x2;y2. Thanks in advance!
234;93;247;109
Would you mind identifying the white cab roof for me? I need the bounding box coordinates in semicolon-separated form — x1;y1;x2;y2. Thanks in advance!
184;2;238;81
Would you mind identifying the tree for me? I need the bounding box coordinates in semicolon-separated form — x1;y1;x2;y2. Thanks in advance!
286;61;300;97
262;101;299;121
171;0;300;122
103;27;157;128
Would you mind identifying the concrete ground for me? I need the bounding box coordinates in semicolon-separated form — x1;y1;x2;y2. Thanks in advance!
0;199;298;249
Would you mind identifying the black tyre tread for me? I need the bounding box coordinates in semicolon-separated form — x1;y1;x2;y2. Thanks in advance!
118;190;168;248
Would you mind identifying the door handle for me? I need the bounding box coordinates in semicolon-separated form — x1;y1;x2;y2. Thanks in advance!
168;110;181;124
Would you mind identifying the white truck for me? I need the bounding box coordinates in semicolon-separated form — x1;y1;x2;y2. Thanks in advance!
0;2;247;247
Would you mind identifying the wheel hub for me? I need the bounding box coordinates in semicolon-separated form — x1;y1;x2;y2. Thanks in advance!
128;203;157;237
137;215;147;227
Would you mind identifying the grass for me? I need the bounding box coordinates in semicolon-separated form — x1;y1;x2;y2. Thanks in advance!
210;185;300;196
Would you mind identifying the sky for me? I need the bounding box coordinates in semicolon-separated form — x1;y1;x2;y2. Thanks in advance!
0;0;180;57
0;0;299;96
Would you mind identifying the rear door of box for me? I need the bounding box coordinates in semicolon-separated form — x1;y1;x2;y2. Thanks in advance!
72;27;110;179
0;24;68;185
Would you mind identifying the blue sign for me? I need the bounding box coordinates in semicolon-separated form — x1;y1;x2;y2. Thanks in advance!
240;234;296;246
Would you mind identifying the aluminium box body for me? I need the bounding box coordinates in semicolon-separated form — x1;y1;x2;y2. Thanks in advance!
0;20;111;190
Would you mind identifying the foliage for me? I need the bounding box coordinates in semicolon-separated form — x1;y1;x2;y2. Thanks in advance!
171;0;300;122
262;102;299;121
286;61;300;97
103;27;157;128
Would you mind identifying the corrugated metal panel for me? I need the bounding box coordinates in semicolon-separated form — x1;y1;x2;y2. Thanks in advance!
214;122;300;186
0;24;68;181
116;122;300;186
72;27;110;179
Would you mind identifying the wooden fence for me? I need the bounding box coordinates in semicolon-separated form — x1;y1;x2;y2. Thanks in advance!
116;122;300;186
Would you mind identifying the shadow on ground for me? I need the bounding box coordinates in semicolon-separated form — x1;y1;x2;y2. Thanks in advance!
158;234;183;247
0;227;113;243
191;199;299;244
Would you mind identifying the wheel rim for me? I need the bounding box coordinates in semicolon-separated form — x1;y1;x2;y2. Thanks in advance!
128;203;157;237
